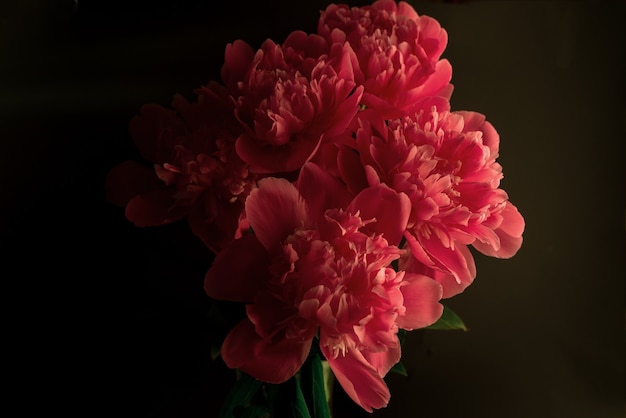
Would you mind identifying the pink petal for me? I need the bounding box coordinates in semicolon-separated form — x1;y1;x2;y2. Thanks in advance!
362;344;401;378
245;178;308;253
296;162;353;223
397;1;419;20
322;345;391;412
397;274;443;330
473;202;524;258
405;59;453;107
498;201;525;237
456;111;500;158
434;270;472;299
347;185;411;246
403;230;435;266
204;233;269;302
221;319;312;384
419;230;477;286
399;249;468;298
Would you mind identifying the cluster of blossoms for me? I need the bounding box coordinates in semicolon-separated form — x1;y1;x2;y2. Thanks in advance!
106;0;524;412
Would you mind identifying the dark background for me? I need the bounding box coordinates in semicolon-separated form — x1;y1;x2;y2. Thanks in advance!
1;1;624;417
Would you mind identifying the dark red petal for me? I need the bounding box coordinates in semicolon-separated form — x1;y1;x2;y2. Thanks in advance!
104;161;164;207
221;319;312;384
204;233;270;303
125;190;185;227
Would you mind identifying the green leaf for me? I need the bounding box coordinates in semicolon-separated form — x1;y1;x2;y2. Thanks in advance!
238;405;270;418
266;376;312;418
308;354;331;418
389;360;408;376
426;305;467;331
219;372;263;418
292;375;312;418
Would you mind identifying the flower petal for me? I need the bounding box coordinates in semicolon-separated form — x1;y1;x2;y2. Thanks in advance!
323;345;391;412
473;202;524;258
397;274;443;330
221;40;255;93
186;197;244;254
419;229;476;286
362;344;401;378
104;161;164;207
204;233;270;303
296;162;353;223
129;103;184;164
235;131;323;174
221;319;312;384
125;189;186;227
245;177;308;253
347;185;411;246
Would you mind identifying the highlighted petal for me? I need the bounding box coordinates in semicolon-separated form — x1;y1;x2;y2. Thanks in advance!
323;345;391;412
419;230;477;285
473;202;524;258
397;274;443;330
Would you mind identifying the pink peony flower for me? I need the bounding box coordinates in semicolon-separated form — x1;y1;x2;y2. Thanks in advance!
221;31;364;174
318;0;453;119
204;165;443;411
338;98;524;297
105;82;256;252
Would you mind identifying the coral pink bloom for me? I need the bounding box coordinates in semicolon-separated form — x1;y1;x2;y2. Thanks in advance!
221;32;363;174
205;165;443;411
105;82;256;252
318;0;453;119
339;99;524;297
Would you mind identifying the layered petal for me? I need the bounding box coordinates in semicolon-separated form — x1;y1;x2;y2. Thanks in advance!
227;35;363;174
341;101;523;296
472;201;525;258
322;344;391;412
318;0;451;118
347;184;411;246
418;230;477;286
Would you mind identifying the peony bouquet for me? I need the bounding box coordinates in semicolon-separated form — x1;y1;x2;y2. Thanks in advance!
106;0;524;415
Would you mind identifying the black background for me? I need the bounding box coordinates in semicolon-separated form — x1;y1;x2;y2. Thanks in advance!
1;1;624;417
